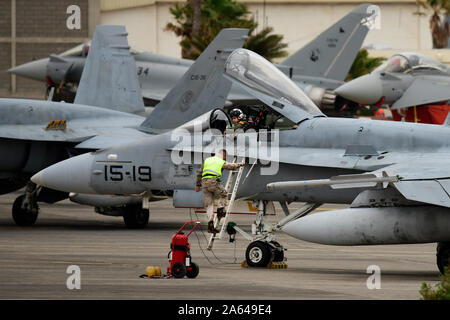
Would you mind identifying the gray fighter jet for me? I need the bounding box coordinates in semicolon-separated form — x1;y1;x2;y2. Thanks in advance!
8;42;193;105
0;26;248;228
33;46;450;273
9;4;377;114
335;52;450;109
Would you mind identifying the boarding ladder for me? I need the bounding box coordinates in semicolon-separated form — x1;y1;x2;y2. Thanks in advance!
206;157;245;250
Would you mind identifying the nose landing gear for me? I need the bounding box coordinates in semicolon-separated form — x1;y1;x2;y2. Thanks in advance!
12;182;40;226
237;200;319;268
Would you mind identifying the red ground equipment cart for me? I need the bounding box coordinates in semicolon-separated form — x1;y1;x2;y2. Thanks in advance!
168;220;200;278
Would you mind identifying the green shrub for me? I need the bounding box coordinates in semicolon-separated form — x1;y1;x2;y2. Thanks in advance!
420;267;450;300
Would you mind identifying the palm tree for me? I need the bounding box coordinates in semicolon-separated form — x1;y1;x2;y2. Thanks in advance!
245;26;288;61
416;0;450;48
345;49;385;82
165;0;288;61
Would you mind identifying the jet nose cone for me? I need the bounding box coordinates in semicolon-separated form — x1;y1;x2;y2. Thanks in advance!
334;73;383;105
8;57;49;81
31;153;96;194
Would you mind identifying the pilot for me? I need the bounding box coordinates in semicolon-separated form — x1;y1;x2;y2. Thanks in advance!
195;149;245;233
230;108;251;131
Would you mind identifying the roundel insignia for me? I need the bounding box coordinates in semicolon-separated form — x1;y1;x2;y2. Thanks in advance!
180;90;194;111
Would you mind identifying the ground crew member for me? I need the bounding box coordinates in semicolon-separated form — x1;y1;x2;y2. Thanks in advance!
195;149;245;233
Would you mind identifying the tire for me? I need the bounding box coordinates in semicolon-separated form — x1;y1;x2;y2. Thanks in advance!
437;242;450;275
12;195;38;226
123;205;149;229
270;241;284;262
245;241;273;267
171;262;187;278
186;262;199;279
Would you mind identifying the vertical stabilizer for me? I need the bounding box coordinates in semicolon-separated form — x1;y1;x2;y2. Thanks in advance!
281;3;375;81
139;28;248;132
74;25;144;114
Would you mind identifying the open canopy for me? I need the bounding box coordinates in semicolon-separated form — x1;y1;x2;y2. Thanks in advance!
224;49;323;119
375;52;450;74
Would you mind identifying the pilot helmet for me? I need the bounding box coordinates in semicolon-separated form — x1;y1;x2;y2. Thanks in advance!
230;108;245;121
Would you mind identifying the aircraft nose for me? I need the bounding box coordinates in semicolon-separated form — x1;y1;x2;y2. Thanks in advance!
8;57;49;82
31;153;96;194
334;73;383;105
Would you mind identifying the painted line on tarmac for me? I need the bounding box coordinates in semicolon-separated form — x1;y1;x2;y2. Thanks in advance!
0;258;148;268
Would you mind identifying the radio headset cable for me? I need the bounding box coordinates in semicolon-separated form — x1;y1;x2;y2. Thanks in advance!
189;209;239;265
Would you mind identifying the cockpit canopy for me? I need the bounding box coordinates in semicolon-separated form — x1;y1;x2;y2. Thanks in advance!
374;52;449;74
224;49;323;117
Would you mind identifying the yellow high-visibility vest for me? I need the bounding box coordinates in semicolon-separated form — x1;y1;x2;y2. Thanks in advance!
202;156;226;180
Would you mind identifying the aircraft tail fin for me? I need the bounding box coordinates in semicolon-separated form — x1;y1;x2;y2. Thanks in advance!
139;28;248;132
74;25;144;114
281;3;376;81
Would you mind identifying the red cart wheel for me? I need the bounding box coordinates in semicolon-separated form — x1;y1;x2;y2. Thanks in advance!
172;262;186;278
186;262;199;278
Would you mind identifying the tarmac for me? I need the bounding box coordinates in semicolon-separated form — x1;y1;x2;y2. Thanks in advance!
0;190;441;300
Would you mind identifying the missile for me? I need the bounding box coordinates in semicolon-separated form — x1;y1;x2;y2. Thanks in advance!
281;206;450;245
267;174;399;190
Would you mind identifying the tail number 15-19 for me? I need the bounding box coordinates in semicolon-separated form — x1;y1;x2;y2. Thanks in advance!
104;165;151;182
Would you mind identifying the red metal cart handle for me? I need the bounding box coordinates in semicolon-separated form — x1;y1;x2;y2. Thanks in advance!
176;220;201;237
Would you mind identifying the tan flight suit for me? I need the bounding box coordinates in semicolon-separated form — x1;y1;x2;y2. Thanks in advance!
196;161;242;222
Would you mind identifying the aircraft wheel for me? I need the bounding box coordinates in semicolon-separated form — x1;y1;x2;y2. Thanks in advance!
437;242;450;275
270;241;285;262
172;263;187;278
245;241;273;267
186;262;199;279
12;195;38;226
123;205;149;229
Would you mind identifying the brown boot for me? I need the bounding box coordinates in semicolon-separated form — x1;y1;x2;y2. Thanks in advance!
207;221;220;234
217;207;226;219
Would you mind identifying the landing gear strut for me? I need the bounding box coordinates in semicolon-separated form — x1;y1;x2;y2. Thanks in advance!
437;242;450;274
241;201;287;267
240;200;319;268
12;182;40;226
122;204;150;229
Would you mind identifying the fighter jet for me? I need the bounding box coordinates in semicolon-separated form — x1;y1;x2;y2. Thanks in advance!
334;52;450;110
9;4;377;114
33;45;450;273
0;26;248;228
8;42;193;105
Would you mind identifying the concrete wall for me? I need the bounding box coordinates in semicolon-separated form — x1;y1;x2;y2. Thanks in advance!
100;2;179;56
247;2;432;54
0;0;99;97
